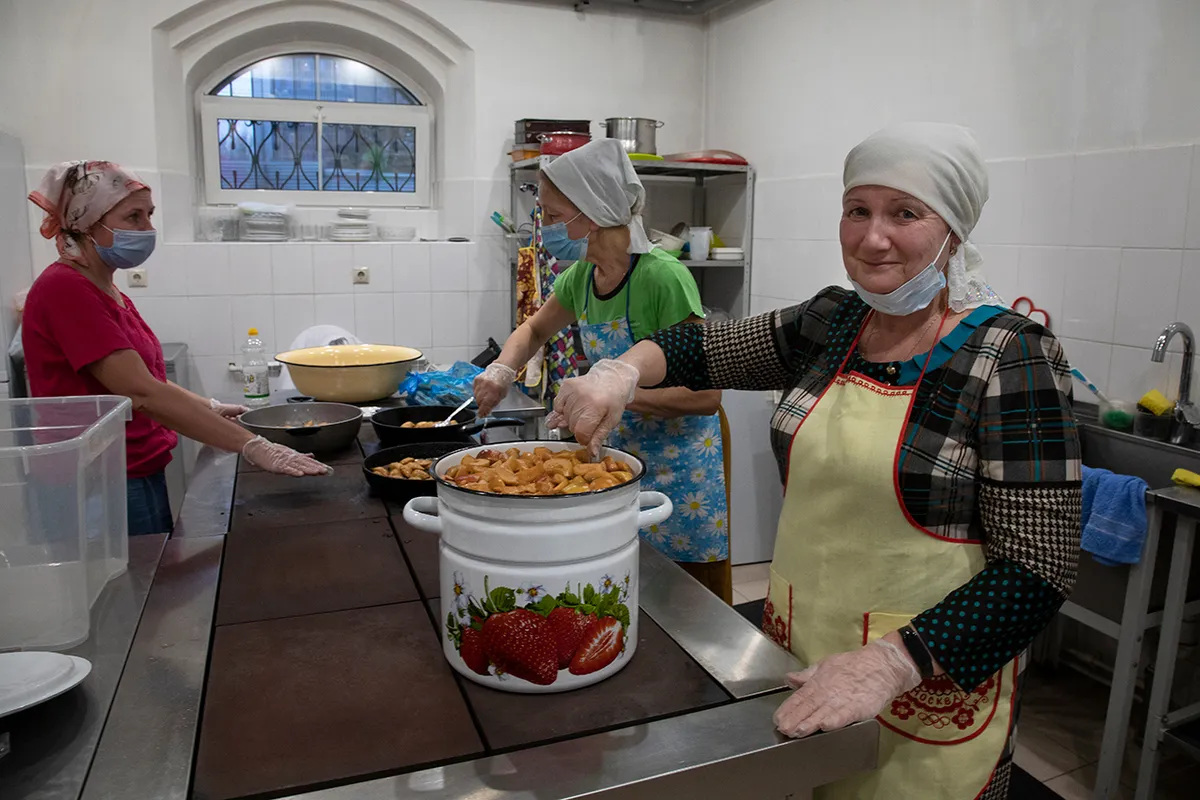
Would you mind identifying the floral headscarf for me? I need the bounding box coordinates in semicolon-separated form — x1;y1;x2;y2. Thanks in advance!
29;161;148;262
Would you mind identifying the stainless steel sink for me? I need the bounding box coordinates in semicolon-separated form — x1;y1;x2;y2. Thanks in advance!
1079;422;1200;488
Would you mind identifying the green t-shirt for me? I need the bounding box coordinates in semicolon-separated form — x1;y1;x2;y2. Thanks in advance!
552;248;705;341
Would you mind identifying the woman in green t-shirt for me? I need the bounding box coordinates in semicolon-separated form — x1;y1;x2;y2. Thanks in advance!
474;140;731;602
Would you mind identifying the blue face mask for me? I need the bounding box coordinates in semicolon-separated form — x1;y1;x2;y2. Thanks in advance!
848;232;952;316
92;225;156;270
541;211;588;263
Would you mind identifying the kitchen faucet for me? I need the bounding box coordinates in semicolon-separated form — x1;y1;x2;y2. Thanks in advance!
1151;321;1200;444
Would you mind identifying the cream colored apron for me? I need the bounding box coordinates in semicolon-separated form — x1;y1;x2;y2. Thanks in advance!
763;317;1016;800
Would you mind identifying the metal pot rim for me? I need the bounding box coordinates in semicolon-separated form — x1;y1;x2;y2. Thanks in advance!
277;354;422;369
432;440;647;502
240;402;363;430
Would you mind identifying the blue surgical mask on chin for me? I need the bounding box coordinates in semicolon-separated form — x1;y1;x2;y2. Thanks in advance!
541;212;588;263
849;232;953;316
92;225;156;270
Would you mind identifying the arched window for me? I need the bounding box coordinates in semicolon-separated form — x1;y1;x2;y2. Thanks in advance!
200;53;431;206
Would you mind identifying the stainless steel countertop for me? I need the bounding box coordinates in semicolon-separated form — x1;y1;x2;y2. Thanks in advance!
0;534;167;800
41;443;878;799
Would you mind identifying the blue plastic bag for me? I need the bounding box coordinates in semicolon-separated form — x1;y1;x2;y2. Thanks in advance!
397;361;484;406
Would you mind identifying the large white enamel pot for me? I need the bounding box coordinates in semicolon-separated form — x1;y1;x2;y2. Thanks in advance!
403;441;672;693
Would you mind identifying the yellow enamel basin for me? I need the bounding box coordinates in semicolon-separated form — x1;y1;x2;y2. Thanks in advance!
276;344;423;402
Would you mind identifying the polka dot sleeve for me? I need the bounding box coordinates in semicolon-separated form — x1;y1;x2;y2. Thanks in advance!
649;322;711;389
911;560;1063;692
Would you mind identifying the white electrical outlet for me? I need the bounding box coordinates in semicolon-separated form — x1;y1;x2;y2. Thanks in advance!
353;266;370;285
128;268;148;288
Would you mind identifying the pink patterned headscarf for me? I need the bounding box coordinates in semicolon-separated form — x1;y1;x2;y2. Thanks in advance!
29;161;148;262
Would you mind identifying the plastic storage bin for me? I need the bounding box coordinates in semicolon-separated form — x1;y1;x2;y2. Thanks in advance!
0;395;131;650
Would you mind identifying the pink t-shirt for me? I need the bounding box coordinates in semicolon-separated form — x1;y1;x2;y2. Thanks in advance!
23;263;177;478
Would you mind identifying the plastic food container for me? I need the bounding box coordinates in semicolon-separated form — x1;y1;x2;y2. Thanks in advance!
0;396;132;650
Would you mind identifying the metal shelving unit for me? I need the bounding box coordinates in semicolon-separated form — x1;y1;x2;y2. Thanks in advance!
508;153;756;330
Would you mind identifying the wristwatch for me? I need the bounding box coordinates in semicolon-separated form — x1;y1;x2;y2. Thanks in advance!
899;625;935;681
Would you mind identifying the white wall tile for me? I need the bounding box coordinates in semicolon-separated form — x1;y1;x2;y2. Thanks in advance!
146;243;189;296
183;244;230;296
134;297;189;344
1020;156;1074;246
440;179;474;238
1015;246;1067;332
469;290;512;346
424;346;473;367
787;175;843;242
431;292;469;346
431;241;470;291
1113;248;1184;347
1176;250;1200;349
228;244;274;295
1108;344;1178;402
1125;145;1193;249
1069;150;1130;248
749;239;792;299
979;244;1021;304
273;295;315;351
752;180;789;241
394;292;433;349
1187;147;1200;249
314;294;356;335
351;243;393;294
750;295;791;316
394;244;431;292
190;355;240;400
354;294;393;345
312;244;352;295
972;159;1025;245
1058;338;1112;398
1058;247;1121;342
473;179;509;236
271;244;313;294
230;295;275;353
185;296;233;356
469;236;511;292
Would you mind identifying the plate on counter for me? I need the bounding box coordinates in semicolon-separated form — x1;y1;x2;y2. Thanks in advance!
0;651;92;718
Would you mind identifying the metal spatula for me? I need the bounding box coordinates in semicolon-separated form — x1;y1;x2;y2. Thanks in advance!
436;397;473;427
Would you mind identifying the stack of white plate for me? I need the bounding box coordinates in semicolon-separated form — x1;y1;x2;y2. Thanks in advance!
710;247;745;262
330;208;374;242
0;651;92;718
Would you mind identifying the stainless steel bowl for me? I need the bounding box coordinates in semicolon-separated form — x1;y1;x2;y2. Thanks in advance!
239;403;363;453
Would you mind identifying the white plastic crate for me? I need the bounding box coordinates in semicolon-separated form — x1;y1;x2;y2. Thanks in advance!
0;395;131;650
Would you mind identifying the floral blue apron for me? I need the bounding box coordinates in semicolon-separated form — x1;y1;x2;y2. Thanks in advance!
578;260;729;563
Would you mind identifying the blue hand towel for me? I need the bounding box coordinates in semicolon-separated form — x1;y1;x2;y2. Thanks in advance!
1081;466;1150;566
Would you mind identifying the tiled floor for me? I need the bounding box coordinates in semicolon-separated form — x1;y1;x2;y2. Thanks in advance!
730;563;1200;799
732;561;769;604
1016;667;1200;798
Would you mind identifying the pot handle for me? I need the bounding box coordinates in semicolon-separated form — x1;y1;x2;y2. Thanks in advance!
636;491;673;528
402;496;443;533
654;120;665;128
460;417;525;435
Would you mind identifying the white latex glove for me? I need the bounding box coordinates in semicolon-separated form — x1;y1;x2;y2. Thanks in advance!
210;398;250;419
473;363;517;416
544;359;640;459
773;637;922;739
242;436;333;477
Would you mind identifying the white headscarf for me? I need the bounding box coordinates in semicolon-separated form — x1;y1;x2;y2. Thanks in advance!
842;122;1003;312
542;139;652;254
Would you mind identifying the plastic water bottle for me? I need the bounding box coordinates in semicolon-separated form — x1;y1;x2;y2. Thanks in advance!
242;328;270;408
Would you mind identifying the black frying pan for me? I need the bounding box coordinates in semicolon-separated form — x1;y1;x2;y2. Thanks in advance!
363;442;464;504
370;405;524;447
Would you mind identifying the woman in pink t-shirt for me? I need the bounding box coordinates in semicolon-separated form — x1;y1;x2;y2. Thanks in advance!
23;161;329;535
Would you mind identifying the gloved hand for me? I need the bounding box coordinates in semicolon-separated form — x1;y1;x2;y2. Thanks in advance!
773;637;922;739
210;398;250;419
473;363;517;416
544;359;640;459
242;436;332;477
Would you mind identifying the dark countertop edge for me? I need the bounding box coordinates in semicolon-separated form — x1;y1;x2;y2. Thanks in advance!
82;446;878;800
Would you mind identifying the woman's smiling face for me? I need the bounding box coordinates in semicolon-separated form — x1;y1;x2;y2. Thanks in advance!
839;185;957;295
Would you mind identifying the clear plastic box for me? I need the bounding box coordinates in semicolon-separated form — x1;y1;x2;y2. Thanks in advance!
0;395;131;650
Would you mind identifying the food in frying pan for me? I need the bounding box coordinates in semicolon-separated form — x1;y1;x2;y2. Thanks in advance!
444;447;634;496
372;457;434;480
400;421;440;428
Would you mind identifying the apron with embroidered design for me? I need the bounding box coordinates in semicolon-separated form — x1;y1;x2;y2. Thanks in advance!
762;313;1015;799
578;259;729;563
